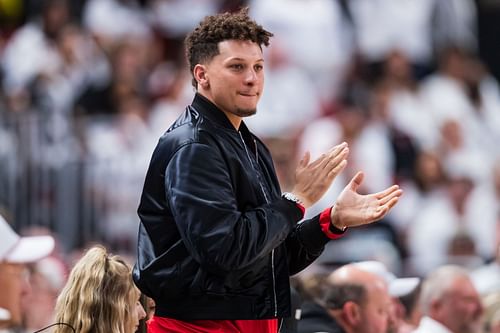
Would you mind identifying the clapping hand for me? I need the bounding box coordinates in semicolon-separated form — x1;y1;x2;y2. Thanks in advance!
291;142;349;208
330;171;403;230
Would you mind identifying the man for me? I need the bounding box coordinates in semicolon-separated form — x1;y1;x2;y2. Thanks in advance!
21;255;68;332
0;214;55;332
414;265;483;333
298;264;393;333
350;260;421;333
133;8;402;333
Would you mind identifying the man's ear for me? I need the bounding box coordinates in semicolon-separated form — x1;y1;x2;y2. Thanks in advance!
430;298;443;316
343;301;362;325
194;64;209;89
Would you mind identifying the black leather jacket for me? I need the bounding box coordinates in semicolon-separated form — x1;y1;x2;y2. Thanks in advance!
133;94;333;320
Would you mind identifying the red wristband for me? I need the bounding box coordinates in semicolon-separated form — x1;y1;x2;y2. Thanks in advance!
319;207;346;239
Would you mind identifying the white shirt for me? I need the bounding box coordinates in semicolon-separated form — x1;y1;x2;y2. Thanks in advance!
83;0;150;40
349;0;437;63
1;23;62;93
250;0;355;100
413;316;453;333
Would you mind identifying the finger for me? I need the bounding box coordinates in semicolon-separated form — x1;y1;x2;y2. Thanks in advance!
378;188;403;205
371;205;389;222
329;142;348;154
323;146;349;170
327;142;348;158
299;151;311;168
374;185;401;200
321;142;348;163
374;197;400;219
348;171;364;191
384;196;400;211
327;159;347;179
315;145;348;169
309;152;329;168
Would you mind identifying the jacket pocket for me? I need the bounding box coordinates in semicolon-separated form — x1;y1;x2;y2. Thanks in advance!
138;240;198;300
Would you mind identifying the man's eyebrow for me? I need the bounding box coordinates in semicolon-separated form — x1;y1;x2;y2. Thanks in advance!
227;57;264;62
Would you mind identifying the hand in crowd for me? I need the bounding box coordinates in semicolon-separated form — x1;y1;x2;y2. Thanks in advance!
330;171;403;230
291;142;349;208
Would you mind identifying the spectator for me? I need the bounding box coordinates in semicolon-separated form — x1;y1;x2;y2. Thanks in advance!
414;265;483;333
0;213;55;332
22;256;68;332
1;0;72;106
133;7;402;333
350;260;421;333
298;263;392;333
138;294;155;333
82;0;151;50
53;245;146;333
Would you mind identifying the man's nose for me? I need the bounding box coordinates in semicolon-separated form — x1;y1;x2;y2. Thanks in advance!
244;68;258;84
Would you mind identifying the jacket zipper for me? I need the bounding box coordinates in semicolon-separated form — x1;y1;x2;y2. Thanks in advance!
239;132;269;203
238;132;278;317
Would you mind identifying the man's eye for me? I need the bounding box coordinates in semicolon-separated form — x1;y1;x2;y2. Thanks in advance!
231;64;243;70
255;64;263;71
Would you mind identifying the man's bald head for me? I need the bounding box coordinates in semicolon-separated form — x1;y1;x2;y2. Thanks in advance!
329;264;389;288
322;264;391;333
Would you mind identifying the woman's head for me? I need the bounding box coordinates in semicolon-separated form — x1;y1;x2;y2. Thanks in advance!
54;246;146;333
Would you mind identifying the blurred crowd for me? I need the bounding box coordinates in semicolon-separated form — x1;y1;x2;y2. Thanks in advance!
0;0;500;331
1;213;500;333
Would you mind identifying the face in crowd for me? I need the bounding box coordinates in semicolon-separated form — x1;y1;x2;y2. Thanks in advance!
355;278;392;333
433;275;483;333
326;265;393;333
0;262;31;327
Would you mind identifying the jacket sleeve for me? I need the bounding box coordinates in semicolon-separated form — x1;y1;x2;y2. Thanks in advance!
165;142;303;276
285;215;333;275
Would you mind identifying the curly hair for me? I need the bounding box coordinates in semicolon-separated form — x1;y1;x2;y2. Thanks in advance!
184;7;273;88
54;246;141;333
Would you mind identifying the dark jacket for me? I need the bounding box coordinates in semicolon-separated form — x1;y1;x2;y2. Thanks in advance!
133;93;333;320
297;301;345;333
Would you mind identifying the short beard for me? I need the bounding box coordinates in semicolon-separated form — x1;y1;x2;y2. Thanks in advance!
234;108;257;118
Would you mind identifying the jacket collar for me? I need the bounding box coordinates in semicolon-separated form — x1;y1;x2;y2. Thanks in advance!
191;93;239;131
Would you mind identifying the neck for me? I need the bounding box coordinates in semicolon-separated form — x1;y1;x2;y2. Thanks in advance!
222;111;242;130
197;91;242;130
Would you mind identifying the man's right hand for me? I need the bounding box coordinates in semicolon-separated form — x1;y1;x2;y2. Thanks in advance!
329;171;403;230
290;142;349;208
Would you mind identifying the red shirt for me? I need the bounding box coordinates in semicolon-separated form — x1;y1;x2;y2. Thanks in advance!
148;316;278;333
147;206;343;333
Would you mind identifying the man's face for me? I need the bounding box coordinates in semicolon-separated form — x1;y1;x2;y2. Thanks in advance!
0;262;30;327
197;40;264;125
356;281;391;333
436;277;483;333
